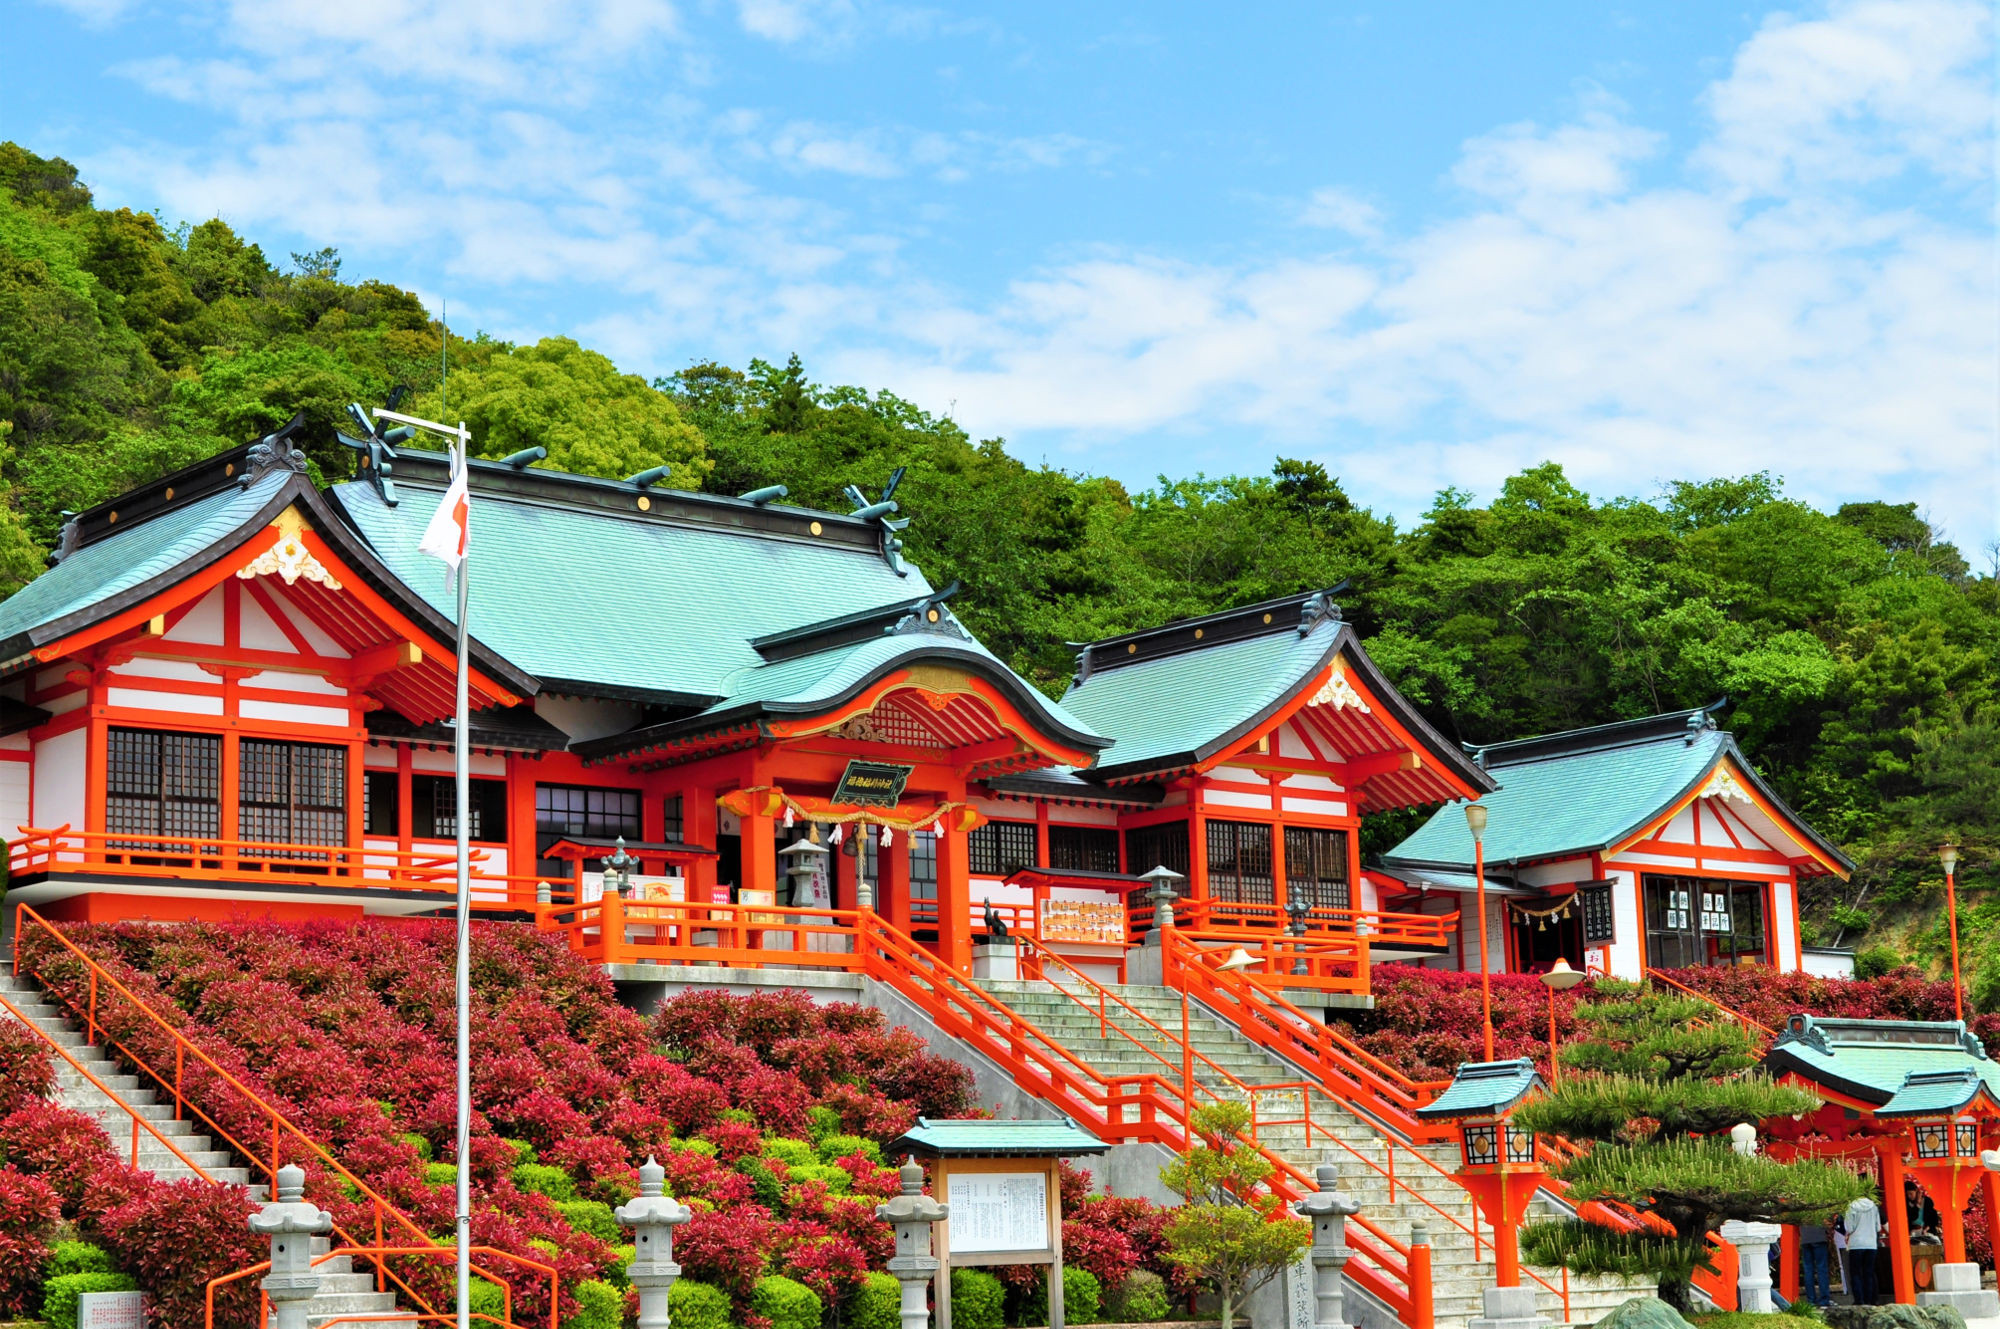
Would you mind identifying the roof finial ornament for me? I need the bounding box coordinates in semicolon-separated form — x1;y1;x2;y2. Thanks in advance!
845;467;911;575
49;514;81;566
1297;584;1346;635
244;419;312;486
337;401;413;505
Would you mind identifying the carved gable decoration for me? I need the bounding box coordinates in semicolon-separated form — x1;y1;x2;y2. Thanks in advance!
1699;765;1754;808
1305;663;1369;713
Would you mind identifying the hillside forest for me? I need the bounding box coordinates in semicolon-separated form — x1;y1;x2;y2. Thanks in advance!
3;142;1997;994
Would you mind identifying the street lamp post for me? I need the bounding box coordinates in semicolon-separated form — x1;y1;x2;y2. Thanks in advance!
1537;957;1584;1086
1942;844;1964;1023
1467;803;1493;1062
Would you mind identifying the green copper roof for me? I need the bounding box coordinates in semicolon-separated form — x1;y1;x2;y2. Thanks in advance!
1382;708;1850;876
1061;618;1334;775
1764;1015;2000;1107
890;1117;1108;1157
334;474;941;703
0;472;288;653
1875;1067;2000;1119
1415;1058;1544;1119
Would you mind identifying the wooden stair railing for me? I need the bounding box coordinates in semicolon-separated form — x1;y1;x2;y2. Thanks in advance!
10;904;548;1326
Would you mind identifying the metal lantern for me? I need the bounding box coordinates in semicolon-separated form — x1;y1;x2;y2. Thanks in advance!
1504;1122;1537;1165
1461;1120;1501;1168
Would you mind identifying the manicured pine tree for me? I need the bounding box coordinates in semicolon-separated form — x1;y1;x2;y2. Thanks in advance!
1515;980;1872;1312
1160;1102;1312;1329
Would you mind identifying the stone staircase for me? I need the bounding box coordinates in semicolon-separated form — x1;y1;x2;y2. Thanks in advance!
983;979;1655;1329
0;971;417;1327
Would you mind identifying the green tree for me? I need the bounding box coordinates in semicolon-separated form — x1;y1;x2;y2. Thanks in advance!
408;337;709;486
1159;1102;1310;1329
1514;982;1870;1310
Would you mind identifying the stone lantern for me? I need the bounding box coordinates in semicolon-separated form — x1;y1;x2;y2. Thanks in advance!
779;835;829;908
248;1163;333;1329
616;1155;693;1329
602;836;640;900
876;1156;950;1329
1293;1164;1361;1329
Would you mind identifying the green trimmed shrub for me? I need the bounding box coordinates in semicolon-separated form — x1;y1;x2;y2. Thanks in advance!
400;1131;433;1161
425;1161;457;1189
1104;1270;1172;1323
671;1137;718;1158
719;1107;756;1126
503;1138;538;1165
563;1278;623;1329
738;1156;784;1209
670;1279;732;1329
1854;945;1901;980
470;1277;506;1323
816;1133;882;1165
43;1241;114;1279
1015;1266;1100;1327
557;1199;621;1245
785;1162;852;1194
850;1270;902;1329
806;1105;841;1140
42;1272;139;1329
762;1137;816;1167
604;1244;635;1289
953;1269;1005;1329
754;1274;823;1329
514;1162;578;1203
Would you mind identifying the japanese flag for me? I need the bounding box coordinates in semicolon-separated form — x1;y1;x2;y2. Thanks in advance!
418;443;469;585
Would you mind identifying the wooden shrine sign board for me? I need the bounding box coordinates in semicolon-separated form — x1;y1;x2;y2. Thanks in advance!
888;1117;1108;1329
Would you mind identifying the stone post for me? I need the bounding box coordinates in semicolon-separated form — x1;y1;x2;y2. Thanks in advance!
617;1156;692;1329
1293;1164;1360;1329
1130;866;1186;984
1286;897;1311;977
248;1163;333;1329
877;1157;949;1329
1717;1220;1782;1314
1927;1152;2000;1325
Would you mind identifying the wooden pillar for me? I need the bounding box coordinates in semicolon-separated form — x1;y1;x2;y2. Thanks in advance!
1035;800;1050;868
84;715;108;836
741;802;776;897
400;745;418;856
686;781;717;900
505;753;536;904
1983;1170;2000;1278
219;733;240;869
1883;1144;1914;1304
1268;777;1288;915
1189;787;1209;908
1779;1225;1800;1304
881;824;911;931
937;819;972;972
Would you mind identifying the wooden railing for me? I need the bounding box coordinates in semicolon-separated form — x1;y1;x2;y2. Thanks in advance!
1128;897;1458;950
11;904;531;1325
537;895;870;969
8;825;567;908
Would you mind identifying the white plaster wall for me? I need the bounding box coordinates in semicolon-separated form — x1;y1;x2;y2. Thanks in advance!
1770;877;1800;972
1602;867;1645;979
0;759;30;837
165;587;223;643
239;698;347;727
107;688;223;716
32;728;85;832
411;749;507;777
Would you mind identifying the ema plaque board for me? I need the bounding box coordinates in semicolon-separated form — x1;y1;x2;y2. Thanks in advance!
833;760;913;808
946;1170;1049;1256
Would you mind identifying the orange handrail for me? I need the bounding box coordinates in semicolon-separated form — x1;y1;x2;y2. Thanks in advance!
848;912;1462;1328
8;825;572;908
12;904;509;1325
1128;896;1458;949
206;1246;557;1329
1646;969;1779;1041
0;986;216;1177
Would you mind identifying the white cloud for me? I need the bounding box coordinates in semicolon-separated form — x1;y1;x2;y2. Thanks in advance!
55;0;2000;544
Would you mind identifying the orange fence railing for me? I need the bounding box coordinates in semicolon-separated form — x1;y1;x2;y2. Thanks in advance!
11;904;527;1325
1646;969;1779;1042
8;825;570;909
206;1246;557;1329
1127;896;1458;949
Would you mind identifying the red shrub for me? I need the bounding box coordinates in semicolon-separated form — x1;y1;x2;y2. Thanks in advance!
0;1165;60;1317
0;1100;119;1215
706;1118;765;1164
98;1178;263;1329
782;1233;872;1305
677;1205;775;1304
0;1022;53;1116
1062;1218;1140;1288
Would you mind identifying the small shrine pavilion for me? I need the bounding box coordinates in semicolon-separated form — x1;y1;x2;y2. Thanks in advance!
1761;1014;2000;1304
1378;705;1852;982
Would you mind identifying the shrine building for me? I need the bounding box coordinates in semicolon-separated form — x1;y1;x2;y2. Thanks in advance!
1376;705;1852;982
0;422;1491;991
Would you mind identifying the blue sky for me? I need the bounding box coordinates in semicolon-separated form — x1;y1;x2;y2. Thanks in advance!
8;0;1996;545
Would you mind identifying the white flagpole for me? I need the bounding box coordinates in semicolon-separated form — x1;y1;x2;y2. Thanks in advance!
452;428;471;1329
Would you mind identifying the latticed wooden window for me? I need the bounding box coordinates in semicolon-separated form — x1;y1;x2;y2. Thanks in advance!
1284;826;1350;911
535;783;642;874
107;728;220;845
967;819;1036;876
239;739;347;851
1206;819;1273;905
1049;825;1119;873
1124;821;1189;879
